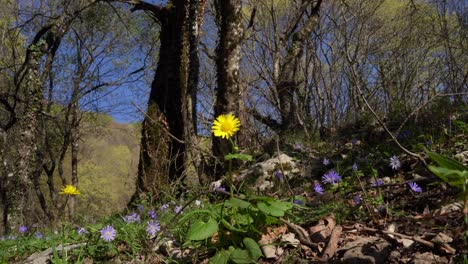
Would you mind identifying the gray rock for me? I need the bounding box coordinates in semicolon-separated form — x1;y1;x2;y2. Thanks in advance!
454;150;468;165
24;243;86;264
411;252;448;264
235;153;298;190
340;236;392;264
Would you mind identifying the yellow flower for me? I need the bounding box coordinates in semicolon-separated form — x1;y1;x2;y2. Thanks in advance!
59;185;80;195
212;114;240;139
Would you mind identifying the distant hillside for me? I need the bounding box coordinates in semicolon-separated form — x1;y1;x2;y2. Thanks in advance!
70;114;140;220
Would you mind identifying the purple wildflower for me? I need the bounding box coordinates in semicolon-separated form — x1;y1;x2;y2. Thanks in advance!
100;225;116;242
293;199;304;205
174;206;183;214
123;212;140;224
372;179;383;187
137;205;145;213
294;143;303;150
148;210;157;219
36;232;43;239
160;203;169;211
425;140;431;146
146;220;160;237
408;182;422;193
389;156;401;170
77;227;88;235
314;183;324;195
352;138;358;145
274;170;284;181
353;194;361;205
323;158;330;166
19;226;27;234
216;187;226;192
352;163;358;171
322;170;341;184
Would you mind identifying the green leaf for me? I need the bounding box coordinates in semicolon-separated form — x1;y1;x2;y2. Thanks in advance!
428;165;466;189
178;209;216;223
257;202;285;217
225;197;251;209
233;213;254;226
210;250;231;264
225;153;253;161
230;248;251;264
243;237;263;261
270;200;293;211
426;150;467;171
187;218;219;241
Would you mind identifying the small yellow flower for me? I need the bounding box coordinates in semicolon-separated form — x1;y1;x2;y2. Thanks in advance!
59;185;80;195
212;114;240;139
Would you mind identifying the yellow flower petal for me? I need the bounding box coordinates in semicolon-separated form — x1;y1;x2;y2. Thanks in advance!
212;114;240;139
59;185;80;195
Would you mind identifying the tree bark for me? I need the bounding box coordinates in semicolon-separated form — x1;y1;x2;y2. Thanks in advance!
127;0;205;199
211;0;244;179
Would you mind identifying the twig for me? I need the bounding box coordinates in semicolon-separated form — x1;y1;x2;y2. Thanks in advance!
279;217;318;249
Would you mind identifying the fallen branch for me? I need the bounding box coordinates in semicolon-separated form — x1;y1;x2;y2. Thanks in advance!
280;218;318;249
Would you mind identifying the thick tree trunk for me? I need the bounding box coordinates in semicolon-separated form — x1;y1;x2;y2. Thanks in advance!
130;0;205;199
211;0;244;179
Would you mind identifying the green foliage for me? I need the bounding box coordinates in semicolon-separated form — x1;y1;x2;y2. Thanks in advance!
224;153;253;161
187;218;219;241
179;195;295;263
427;150;467;189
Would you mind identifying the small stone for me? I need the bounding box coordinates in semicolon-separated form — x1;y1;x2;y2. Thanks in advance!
281;233;300;247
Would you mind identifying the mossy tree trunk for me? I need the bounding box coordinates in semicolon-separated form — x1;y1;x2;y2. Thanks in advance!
8;2;98;230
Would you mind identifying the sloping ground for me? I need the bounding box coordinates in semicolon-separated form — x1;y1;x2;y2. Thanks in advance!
72;115;140;220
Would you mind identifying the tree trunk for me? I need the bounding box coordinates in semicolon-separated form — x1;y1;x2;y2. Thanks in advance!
277;1;322;139
8;2;97;229
128;0;205;200
211;0;244;179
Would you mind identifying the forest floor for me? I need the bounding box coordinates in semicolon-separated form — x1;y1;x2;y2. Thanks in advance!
1;130;467;264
